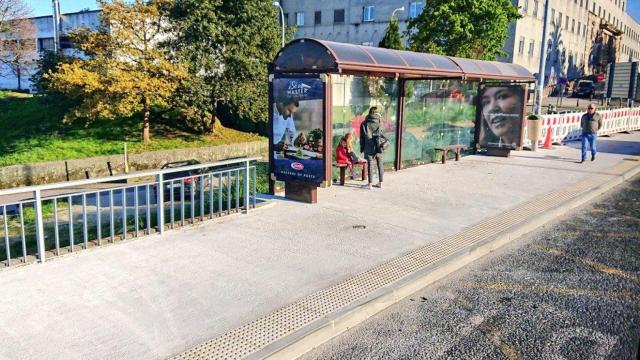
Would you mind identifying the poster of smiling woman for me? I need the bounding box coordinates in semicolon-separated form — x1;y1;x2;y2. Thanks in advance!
478;85;526;149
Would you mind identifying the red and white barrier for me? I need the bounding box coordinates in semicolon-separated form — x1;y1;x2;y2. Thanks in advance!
523;106;640;148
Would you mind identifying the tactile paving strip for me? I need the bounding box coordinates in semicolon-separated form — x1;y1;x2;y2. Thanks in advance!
173;159;638;360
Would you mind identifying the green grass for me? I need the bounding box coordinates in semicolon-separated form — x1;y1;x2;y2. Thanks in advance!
0;91;265;167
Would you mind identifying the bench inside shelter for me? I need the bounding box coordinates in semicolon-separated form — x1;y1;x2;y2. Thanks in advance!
333;162;367;185
434;145;468;164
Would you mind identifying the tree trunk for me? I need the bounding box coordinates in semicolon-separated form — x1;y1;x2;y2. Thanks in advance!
209;101;218;134
17;67;21;91
143;99;151;143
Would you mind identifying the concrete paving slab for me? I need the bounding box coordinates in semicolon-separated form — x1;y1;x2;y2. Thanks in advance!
0;133;638;360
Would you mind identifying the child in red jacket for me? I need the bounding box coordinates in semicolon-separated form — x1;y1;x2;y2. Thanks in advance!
336;133;363;179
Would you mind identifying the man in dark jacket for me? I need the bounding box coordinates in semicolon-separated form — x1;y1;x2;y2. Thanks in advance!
580;103;602;163
360;107;385;189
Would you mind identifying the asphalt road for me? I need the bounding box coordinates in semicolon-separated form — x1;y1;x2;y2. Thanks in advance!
302;176;640;360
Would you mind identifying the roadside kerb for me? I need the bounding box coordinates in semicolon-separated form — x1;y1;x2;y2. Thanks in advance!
172;158;640;360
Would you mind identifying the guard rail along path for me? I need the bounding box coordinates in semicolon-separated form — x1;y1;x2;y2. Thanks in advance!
523;106;640;147
0;157;261;267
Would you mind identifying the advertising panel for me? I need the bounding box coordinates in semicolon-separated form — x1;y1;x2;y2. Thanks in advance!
272;77;325;183
478;85;526;149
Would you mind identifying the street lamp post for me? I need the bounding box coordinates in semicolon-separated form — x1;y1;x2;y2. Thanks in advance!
391;6;405;20
535;0;551;114
52;0;61;53
273;1;285;48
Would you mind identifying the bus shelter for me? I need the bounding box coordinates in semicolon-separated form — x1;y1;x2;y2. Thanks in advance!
268;38;535;201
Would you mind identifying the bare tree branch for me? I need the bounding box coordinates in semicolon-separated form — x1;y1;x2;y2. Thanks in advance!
0;0;32;35
0;12;36;89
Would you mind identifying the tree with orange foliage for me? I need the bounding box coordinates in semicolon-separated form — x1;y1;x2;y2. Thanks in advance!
46;0;187;143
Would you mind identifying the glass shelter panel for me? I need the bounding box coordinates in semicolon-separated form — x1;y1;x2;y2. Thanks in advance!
331;75;398;171
401;80;477;168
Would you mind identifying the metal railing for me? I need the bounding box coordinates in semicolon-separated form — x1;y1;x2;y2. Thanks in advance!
0;157;260;267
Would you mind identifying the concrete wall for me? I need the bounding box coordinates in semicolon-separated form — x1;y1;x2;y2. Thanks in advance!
0;140;268;189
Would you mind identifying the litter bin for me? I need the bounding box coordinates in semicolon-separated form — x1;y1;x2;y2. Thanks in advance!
527;114;543;152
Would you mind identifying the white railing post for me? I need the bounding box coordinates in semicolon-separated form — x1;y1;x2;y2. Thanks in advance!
157;173;164;235
244;160;250;213
34;189;46;263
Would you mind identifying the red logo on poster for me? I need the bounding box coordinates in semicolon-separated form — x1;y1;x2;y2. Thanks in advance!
291;162;304;171
596;73;605;82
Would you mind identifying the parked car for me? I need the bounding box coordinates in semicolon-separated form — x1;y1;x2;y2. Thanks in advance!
572;80;595;98
160;160;205;200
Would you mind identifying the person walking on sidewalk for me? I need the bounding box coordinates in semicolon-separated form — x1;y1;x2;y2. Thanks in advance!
580;103;602;163
360;106;387;189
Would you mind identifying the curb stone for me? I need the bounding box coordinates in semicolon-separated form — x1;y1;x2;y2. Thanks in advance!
173;158;640;360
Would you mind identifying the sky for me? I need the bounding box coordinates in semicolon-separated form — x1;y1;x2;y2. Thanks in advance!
22;0;640;20
28;0;98;17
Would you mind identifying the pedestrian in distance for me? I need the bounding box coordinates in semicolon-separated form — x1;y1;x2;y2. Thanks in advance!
360;106;388;190
580;103;602;163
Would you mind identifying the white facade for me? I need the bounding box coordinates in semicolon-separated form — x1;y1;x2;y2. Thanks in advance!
505;0;640;82
281;0;424;47
282;0;640;84
0;10;100;90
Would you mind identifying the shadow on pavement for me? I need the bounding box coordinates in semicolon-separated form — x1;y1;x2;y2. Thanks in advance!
564;137;640;156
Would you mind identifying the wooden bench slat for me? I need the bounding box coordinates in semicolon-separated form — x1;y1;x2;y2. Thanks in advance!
434;145;467;164
333;161;367;185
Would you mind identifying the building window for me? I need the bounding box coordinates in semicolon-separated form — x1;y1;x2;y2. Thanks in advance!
334;9;345;24
528;39;535;56
572;19;575;32
522;0;529;14
519;36;525;54
315;11;321;25
363;6;375;22
37;37;54;52
533;1;539;17
558;12;562;27
578;21;581;34
409;2;424;18
284;13;289;25
296;12;305;26
565;15;569;30
59;36;73;49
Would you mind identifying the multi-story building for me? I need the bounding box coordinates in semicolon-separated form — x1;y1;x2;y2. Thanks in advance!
280;0;424;46
505;0;640;83
281;0;640;83
0;9;100;90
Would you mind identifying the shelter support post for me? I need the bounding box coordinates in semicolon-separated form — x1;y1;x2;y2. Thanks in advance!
395;78;406;171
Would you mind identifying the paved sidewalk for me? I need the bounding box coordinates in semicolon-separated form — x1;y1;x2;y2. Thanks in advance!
0;133;638;360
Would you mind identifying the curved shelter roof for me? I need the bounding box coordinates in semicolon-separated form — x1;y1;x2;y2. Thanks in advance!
272;38;534;82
